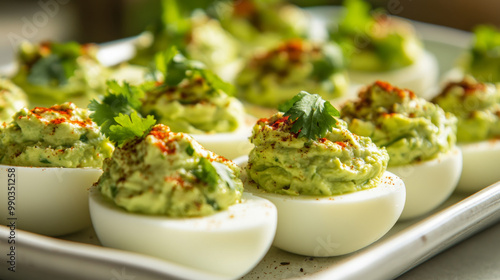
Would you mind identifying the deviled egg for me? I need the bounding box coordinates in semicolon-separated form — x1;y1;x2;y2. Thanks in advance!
329;0;438;96
11;41;109;107
237;92;405;257
236;38;349;117
138;48;254;159
341;81;462;220
213;0;310;53
0;102;113;236
89;124;277;279
0;78;28;123
432;76;500;193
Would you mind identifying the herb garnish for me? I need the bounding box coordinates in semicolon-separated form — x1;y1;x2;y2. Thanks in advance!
27;41;85;86
467;25;500;82
150;46;235;96
278;91;340;140
88;80;156;146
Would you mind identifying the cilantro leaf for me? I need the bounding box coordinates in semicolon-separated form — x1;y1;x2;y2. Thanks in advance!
28;54;68;86
467;25;500;82
27;41;84;86
193;158;237;192
89;80;143;132
278;91;340;140
199;69;235;96
108;112;156;146
339;0;373;33
106;80;144;110
89;80;156;146
152;46;235;96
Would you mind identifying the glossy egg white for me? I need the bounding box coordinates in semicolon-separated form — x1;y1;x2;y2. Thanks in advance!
455;140;500;193
89;188;277;279
191;116;255;160
388;147;462;220
348;51;439;98
0;165;102;236
234;158;405;257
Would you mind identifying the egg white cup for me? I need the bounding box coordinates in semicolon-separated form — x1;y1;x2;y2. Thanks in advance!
0;165;102;236
191;117;255;160
388;147;462;220
455;140;500;193
89;188;277;279
234;156;406;257
348;51;439;98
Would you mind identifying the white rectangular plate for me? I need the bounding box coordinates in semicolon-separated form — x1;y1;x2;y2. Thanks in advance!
2;6;499;280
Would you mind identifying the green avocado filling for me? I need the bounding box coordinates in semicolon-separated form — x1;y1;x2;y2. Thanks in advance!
96;124;243;217
0;79;28;123
330;0;423;72
236;39;348;108
0;102;113;168
213;0;309;51
247;92;389;196
463;25;500;83
432;76;500;143
140;48;245;134
341;81;457;166
11;41;108;107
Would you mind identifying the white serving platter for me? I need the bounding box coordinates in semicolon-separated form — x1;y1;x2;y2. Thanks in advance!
3;5;500;280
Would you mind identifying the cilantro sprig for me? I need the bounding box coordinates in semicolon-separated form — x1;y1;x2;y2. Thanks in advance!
26;41;84;86
278;91;340;140
88;80;156;146
150;46;235;96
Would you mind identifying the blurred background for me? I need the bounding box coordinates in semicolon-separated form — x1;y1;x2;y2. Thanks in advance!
1;0;500;66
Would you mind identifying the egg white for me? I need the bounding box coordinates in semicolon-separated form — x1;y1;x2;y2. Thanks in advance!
455;140;500;193
348;51;439;98
0;165;102;236
190;115;255;160
234;157;405;257
388;147;462;220
89;188;277;279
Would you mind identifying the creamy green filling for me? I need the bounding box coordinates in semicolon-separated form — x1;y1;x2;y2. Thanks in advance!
141;78;245;134
247;113;389;196
330;0;423;72
236;40;348;108
11;41;108;107
342;81;457;166
97;124;243;217
0;102;113;168
0;79;28;123
432;76;500;143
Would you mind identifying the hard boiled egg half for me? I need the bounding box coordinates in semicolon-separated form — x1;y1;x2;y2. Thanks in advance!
455;140;500;193
387;147;462;220
88;124;277;279
190;116;255;160
0;165;102;236
89;189;277;279
234;157;406;257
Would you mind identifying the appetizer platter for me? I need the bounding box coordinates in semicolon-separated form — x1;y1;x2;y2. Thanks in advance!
2;2;500;280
